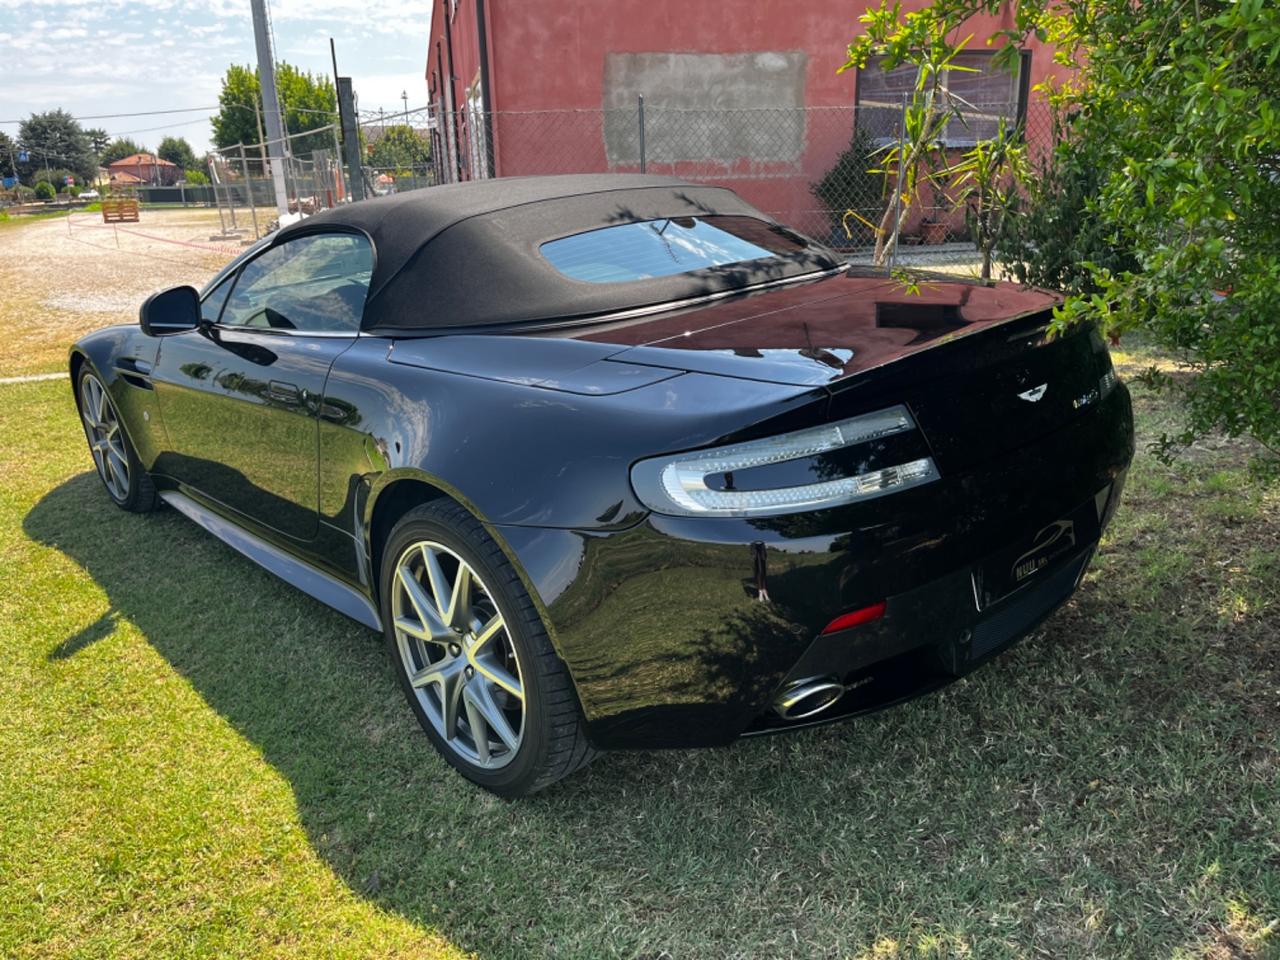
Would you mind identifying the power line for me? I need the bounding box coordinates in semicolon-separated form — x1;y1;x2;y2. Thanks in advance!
109;116;218;137
0;105;220;125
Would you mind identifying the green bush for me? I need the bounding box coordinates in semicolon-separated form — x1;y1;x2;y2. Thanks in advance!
183;169;209;185
998;114;1139;296
810;128;884;247
847;0;1280;467
33;181;55;201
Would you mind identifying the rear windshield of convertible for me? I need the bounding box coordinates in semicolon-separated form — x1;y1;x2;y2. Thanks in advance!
540;215;811;284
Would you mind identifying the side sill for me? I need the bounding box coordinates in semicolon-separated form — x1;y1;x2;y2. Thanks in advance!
159;490;383;632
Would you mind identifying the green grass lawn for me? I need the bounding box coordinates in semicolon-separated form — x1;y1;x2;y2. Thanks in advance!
1;344;1277;959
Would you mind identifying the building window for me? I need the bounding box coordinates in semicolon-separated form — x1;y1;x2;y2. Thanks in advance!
855;51;1028;145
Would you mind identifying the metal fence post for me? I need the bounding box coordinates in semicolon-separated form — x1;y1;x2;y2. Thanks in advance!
283;148;297;217
337;77;364;202
638;94;646;173
331;125;346;203
210;158;227;236
239;145;259;239
889;93;908;270
225;149;239;231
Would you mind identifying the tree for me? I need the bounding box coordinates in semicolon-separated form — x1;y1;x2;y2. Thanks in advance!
0;130;16;180
837;25;981;265
845;0;1280;464
998;109;1139;297
183;169;210;185
211;63;337;158
211;64;260;149
275;63;337;155
946;118;1027;281
17;110;96;184
368;124;431;171
85;127;110;158
100;138;145;166
157;136;197;172
33;181;55;200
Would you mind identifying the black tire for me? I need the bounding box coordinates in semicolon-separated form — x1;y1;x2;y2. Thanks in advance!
76;366;157;514
380;500;597;796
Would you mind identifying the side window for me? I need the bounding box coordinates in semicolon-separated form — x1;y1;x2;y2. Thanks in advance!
201;272;235;324
219;233;374;333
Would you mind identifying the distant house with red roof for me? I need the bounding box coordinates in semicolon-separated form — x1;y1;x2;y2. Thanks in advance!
107;153;181;187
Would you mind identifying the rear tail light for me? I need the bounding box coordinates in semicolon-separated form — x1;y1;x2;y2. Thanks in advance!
630;405;939;518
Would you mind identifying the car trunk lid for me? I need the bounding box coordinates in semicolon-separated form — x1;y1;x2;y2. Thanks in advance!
567;271;1107;470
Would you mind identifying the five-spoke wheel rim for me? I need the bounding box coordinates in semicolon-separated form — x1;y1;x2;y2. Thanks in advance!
391;540;526;770
80;373;130;502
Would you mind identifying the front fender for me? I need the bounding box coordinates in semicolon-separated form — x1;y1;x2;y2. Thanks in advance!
70;325;165;468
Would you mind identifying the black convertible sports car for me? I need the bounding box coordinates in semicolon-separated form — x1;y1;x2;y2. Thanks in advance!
71;175;1133;795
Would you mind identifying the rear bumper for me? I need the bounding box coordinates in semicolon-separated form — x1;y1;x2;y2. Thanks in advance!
743;540;1100;737
496;386;1134;750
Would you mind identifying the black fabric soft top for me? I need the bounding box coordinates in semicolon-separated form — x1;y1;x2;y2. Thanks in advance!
276;174;839;333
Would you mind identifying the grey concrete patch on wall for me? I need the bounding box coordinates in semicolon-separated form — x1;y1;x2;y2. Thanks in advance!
603;52;808;166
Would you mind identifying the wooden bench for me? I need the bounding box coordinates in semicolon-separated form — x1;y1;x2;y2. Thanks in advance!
101;198;140;223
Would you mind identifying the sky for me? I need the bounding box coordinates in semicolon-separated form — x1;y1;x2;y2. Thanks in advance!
0;0;434;155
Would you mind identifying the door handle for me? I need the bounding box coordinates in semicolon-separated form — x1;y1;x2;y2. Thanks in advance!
267;380;302;405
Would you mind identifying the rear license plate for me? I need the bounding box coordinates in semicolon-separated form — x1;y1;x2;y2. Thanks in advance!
973;499;1100;608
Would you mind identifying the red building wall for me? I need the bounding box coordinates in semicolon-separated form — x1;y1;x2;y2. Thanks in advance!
427;1;1065;233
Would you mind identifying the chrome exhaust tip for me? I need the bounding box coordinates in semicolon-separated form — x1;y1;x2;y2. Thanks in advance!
772;677;846;720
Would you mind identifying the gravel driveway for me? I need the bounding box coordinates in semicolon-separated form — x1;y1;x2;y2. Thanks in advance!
0;208;251;378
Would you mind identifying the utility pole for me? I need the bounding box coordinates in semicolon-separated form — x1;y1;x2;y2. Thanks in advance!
401;90;409;118
253;97;269;208
249;0;290;217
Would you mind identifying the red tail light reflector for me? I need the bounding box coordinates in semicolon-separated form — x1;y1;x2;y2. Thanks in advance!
821;601;887;635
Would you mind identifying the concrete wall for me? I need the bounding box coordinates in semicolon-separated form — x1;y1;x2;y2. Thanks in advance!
601;52;807;165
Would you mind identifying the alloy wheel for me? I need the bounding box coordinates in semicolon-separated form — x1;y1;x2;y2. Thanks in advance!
80;373;130;501
391;540;526;769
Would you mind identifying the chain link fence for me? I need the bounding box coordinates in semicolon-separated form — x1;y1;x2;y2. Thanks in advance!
417;99;1052;277
206;122;349;240
356;106;437;197
198;98;1052;278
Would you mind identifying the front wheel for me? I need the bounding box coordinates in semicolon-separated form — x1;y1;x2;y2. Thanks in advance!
77;367;156;513
380;500;597;796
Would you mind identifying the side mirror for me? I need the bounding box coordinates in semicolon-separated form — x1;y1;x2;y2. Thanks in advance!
139;285;200;336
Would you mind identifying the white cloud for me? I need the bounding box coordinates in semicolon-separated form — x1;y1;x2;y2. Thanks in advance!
0;0;430;153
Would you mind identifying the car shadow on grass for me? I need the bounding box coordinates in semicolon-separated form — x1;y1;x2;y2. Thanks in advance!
24;471;1280;959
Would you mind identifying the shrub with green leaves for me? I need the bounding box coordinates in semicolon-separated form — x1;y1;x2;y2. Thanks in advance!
810;128;884;246
847;0;1280;466
997;111;1139;297
33;181;55;201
